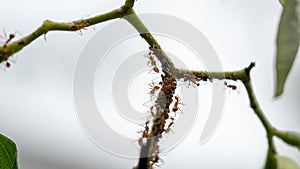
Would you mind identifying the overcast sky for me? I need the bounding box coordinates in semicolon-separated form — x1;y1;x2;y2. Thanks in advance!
0;0;299;169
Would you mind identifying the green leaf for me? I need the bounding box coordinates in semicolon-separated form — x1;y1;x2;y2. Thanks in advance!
278;156;300;169
0;133;18;169
275;0;300;97
279;0;288;7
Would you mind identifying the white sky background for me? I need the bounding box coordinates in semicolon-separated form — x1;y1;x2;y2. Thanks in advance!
0;0;300;169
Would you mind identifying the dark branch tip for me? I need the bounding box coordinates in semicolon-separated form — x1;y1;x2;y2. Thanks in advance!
245;62;255;76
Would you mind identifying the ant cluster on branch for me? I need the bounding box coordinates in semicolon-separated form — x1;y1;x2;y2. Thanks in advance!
137;50;241;168
137;52;187;168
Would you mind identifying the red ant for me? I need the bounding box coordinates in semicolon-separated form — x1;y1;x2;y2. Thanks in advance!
224;81;239;92
145;52;159;73
172;96;180;112
3;34;15;48
183;74;200;87
71;20;90;31
160;80;177;92
165;117;175;133
150;145;160;168
172;96;184;115
148;81;160;95
157;111;169;128
138;120;150;146
148;106;155;118
1;33;15;69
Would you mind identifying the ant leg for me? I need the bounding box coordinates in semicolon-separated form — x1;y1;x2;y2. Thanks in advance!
76;29;83;36
143;100;151;107
0;62;7;71
43;33;48;41
148;68;160;74
8;54;17;64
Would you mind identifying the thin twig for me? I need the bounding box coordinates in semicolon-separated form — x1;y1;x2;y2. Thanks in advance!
0;3;136;62
242;69;276;154
123;9;178;75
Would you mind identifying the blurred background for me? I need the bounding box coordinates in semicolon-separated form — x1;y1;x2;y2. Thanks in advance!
0;0;299;168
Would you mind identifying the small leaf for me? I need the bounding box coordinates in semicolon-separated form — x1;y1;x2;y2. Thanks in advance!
275;0;300;97
264;148;278;169
275;130;300;149
278;156;300;169
0;133;18;169
279;0;288;7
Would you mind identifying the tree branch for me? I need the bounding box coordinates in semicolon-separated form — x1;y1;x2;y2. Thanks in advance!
113;6;283;167
0;4;136;62
1;1;298;168
177;63;253;82
123;9;178;75
242;72;276;153
124;0;136;8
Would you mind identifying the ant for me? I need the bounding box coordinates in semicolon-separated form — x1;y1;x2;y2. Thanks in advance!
71;20;90;36
172;96;180;112
142;100;151;108
224;81;240;94
183;74;200;87
3;34;15;48
1;29;16;46
1;33;15;69
148;81;160;95
138;120;150;146
148;106;155;118
160;80;177;93
172;96;184;115
150;145;160;168
164;117;175;133
224;81;239;92
145;52;159;73
71;20;90;31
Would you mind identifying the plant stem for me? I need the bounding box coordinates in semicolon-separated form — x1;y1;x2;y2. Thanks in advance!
1;0;295;167
241;69;276;153
181;63;277;161
123;9;178;74
243;81;274;134
0;5;134;62
181;63;275;138
124;0;135;8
